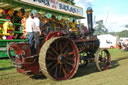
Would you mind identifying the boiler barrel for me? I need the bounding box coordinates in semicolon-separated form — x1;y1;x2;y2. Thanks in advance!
76;39;100;53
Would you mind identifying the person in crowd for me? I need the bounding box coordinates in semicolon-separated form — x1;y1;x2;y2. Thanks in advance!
37;13;44;32
81;23;88;35
121;41;127;51
117;41;121;49
25;12;35;55
77;23;88;37
31;10;41;54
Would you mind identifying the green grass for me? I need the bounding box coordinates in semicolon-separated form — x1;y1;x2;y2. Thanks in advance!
0;49;128;85
0;59;15;72
109;48;127;57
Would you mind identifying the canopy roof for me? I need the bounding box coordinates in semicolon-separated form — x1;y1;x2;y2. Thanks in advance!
0;0;84;19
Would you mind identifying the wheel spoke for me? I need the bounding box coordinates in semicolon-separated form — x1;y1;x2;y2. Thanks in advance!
50;63;58;71
63;68;68;78
62;42;69;53
54;64;58;78
50;46;59;55
67;62;73;66
101;51;103;56
67;51;74;56
103;51;106;57
47;51;55;57
67;58;74;61
64;50;68;55
59;42;63;53
47;57;57;60
55;40;59;51
64;64;70;74
59;64;62;76
100;57;104;62
47;62;56;68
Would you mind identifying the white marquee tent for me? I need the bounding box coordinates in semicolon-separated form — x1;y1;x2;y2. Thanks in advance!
97;34;118;48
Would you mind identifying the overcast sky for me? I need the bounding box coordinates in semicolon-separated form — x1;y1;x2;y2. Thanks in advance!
75;0;128;32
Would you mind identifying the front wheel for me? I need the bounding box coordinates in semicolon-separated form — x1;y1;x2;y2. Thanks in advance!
95;49;111;71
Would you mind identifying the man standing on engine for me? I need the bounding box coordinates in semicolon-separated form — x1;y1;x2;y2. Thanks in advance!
31;10;41;55
26;12;35;55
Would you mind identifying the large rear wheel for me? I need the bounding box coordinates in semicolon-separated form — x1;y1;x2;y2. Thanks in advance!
39;37;79;80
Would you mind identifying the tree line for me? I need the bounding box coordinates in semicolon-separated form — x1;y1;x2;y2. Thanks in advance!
94;20;128;37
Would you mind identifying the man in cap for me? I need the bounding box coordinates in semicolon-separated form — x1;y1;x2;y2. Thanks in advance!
31;9;41;54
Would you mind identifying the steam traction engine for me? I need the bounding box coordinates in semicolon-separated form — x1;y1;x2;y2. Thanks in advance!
7;8;111;80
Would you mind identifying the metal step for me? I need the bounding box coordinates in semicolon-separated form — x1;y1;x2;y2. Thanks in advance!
24;70;32;75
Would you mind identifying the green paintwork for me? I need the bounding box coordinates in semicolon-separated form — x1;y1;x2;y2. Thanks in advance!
0;42;7;47
0;19;8;22
0;39;28;58
0;50;15;58
14;31;23;34
0;39;28;47
0;18;26;58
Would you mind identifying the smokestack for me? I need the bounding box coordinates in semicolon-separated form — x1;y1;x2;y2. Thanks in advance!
86;7;94;35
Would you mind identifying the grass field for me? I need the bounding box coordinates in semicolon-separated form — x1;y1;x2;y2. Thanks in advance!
0;49;128;85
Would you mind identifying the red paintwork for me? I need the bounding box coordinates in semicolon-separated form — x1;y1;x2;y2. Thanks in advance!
57;40;80;80
44;31;62;42
10;31;62;75
10;43;40;75
39;31;62;53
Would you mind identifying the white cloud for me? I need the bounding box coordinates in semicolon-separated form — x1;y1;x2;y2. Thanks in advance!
78;13;128;32
75;0;128;32
75;0;94;8
107;16;128;32
95;15;128;32
75;0;94;26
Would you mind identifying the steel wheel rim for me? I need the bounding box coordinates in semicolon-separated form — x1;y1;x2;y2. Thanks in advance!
39;37;79;80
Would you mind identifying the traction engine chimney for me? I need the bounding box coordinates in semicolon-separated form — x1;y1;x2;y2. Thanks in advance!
86;7;94;35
